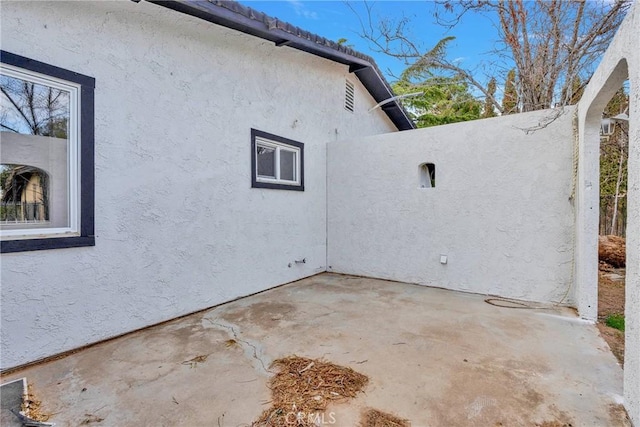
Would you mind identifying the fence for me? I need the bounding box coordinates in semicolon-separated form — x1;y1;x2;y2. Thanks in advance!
0;201;48;223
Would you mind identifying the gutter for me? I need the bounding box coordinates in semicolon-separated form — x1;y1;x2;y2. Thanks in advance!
144;0;416;131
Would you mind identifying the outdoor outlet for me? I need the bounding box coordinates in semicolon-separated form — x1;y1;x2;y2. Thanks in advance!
440;254;448;264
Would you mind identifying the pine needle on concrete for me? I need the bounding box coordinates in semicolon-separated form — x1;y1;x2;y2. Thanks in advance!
360;408;410;427
22;384;52;422
254;356;368;426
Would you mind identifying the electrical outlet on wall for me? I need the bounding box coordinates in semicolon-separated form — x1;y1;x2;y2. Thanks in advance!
440;254;448;264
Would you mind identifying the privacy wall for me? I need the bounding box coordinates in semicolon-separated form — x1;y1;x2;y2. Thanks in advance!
0;1;396;369
328;108;575;304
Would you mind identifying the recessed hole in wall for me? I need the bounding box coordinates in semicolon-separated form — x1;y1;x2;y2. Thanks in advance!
419;163;436;188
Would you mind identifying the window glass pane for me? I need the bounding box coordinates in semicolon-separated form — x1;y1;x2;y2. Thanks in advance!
280;149;296;181
256;144;275;178
0;73;70;230
1;164;50;223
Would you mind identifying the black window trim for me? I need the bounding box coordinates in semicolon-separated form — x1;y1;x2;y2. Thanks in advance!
251;129;304;191
1;50;95;253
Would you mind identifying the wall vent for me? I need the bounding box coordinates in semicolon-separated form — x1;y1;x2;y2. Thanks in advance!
345;80;355;112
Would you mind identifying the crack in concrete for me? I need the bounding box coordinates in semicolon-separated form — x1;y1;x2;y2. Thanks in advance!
203;318;272;376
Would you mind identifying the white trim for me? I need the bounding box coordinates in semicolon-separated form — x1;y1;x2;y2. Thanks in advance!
255;137;301;186
0;64;81;240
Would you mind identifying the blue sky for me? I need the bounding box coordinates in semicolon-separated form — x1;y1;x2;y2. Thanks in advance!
239;1;501;85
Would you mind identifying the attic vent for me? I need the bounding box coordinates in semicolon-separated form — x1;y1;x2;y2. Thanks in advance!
345;80;355;112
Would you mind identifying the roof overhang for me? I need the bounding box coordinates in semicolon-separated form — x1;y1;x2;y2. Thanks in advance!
144;0;416;131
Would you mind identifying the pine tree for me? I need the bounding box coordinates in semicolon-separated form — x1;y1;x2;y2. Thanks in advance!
502;69;518;115
483;77;497;118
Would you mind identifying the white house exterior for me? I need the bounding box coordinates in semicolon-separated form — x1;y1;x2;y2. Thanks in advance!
1;0;639;424
0;0;410;369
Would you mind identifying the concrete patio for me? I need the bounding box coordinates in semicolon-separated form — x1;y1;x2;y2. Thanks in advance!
0;274;629;426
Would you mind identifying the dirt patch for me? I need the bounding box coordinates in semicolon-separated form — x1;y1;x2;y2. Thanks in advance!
598;270;626;319
597;323;625;365
597;233;625;366
597;268;625;365
254;356;368;426
360;408;410;427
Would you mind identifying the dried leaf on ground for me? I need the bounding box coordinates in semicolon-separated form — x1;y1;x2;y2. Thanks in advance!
22;384;52;422
181;354;208;368
80;413;105;424
360;408;410;427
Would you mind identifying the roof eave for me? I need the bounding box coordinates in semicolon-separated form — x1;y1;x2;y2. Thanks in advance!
145;0;416;131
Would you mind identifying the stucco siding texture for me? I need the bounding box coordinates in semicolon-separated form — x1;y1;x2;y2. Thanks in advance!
328;108;576;304
0;0;396;369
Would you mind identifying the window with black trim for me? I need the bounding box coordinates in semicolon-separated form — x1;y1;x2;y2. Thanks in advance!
251;129;304;191
1;51;95;253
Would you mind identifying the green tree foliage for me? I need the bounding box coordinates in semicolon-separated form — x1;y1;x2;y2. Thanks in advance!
483;77;497;118
336;38;354;49
502;69;518;115
393;77;481;127
393;37;481;127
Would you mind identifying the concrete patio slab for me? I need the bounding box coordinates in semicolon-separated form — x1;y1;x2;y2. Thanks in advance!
0;273;629;426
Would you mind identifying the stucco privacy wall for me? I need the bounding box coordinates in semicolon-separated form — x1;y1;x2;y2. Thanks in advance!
0;0;396;369
575;1;639;423
328;109;575;303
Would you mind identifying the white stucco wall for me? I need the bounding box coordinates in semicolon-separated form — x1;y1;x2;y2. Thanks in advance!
0;0;397;369
328;108;575;304
575;2;639;423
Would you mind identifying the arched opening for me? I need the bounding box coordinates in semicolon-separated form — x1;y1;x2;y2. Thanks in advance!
576;58;628;320
0;164;50;225
419;162;436;188
596;80;629;364
577;53;639;424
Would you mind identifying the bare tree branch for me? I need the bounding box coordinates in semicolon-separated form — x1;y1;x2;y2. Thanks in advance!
350;0;631;117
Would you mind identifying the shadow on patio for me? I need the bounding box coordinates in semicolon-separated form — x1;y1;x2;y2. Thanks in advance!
0;274;630;426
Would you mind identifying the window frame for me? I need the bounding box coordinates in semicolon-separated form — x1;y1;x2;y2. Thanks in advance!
251;129;304;191
1;51;95;253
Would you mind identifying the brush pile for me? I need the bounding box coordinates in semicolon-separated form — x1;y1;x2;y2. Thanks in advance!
598;235;626;268
254;356;368;426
